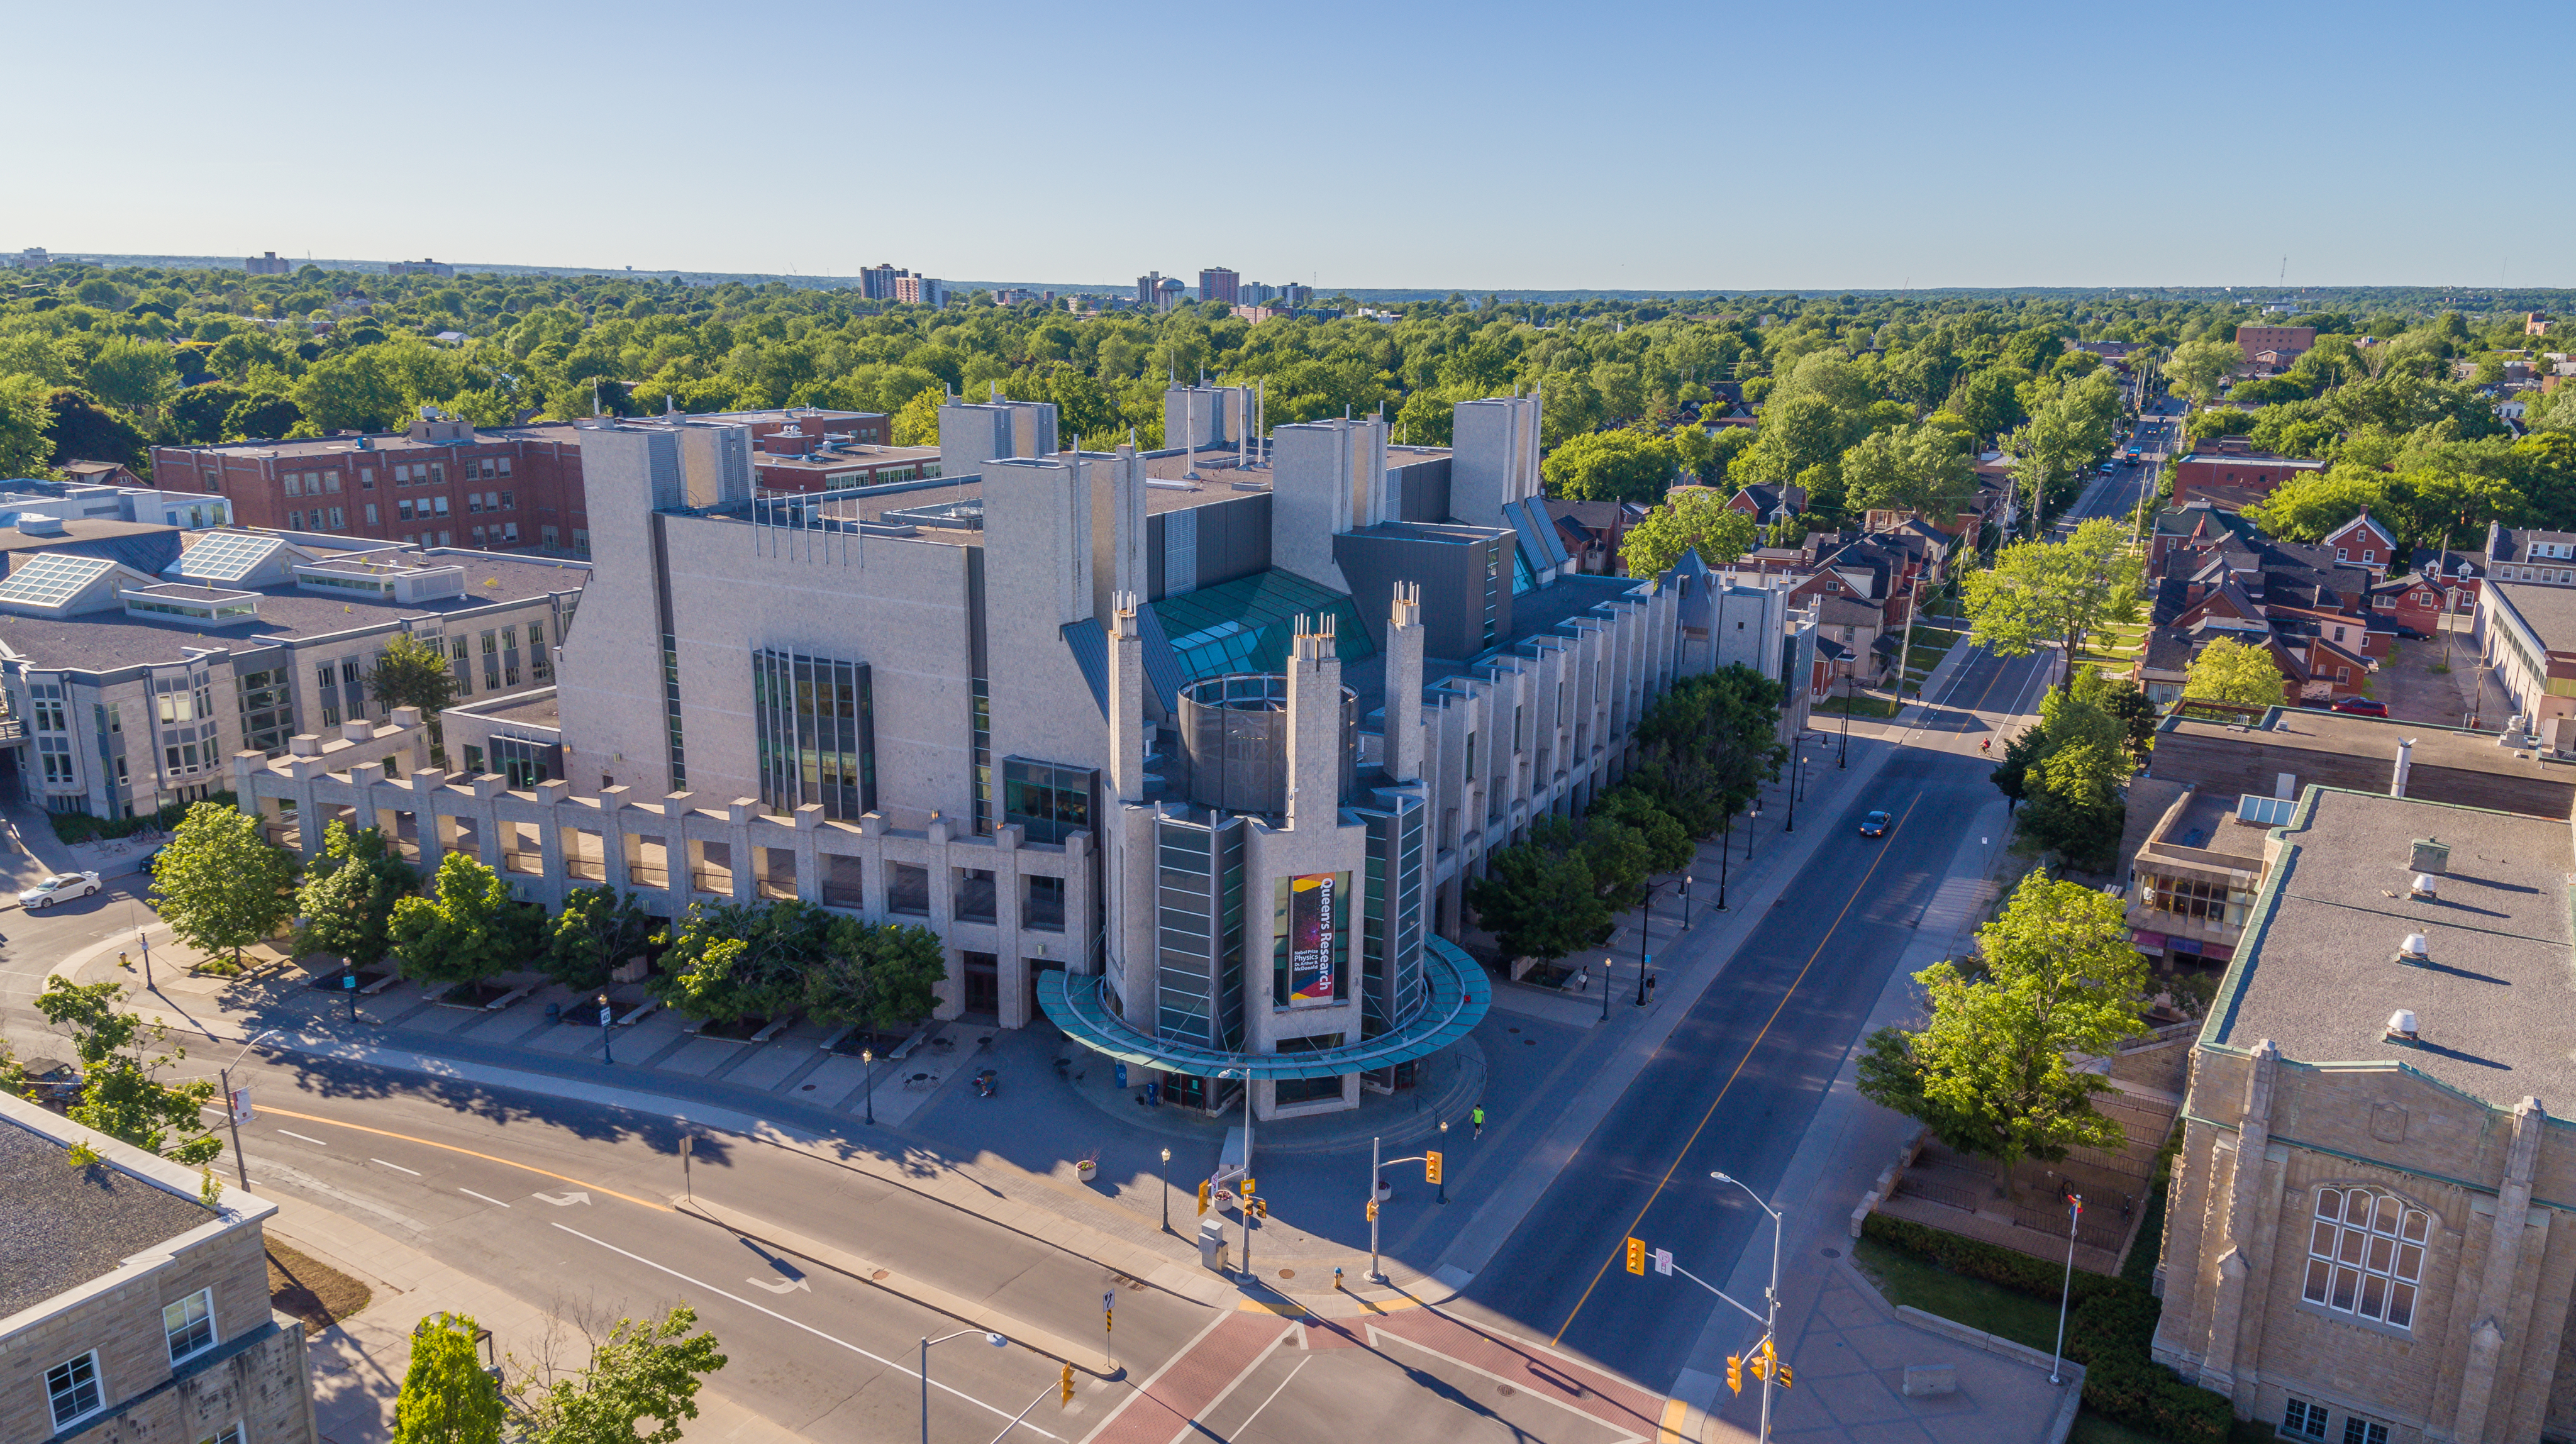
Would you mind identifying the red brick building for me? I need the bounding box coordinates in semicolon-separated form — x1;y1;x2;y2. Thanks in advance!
2170;451;2324;508
2233;325;2316;361
150;406;887;556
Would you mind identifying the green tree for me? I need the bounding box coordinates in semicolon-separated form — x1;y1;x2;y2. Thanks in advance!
890;387;943;445
31;979;221;1167
294;821;418;969
2183;635;2287;711
394;1312;504;1444
389;853;539;989
803;919;947;1031
166;382;250;445
1619;489;1757;576
83;336;179;419
1958;518;2137;694
2164;338;2243;406
1541;426;1679;503
222;392;301;440
652;900;829;1022
513;1307;726;1444
155;803;297;970
44;387;150;470
545;886;657;992
1856;875;2148;1177
0;374;57;478
1735;394;1846;492
369;632;459;755
1943;366;2028;443
1466;824;1611;964
1589;787;1693;875
1629;665;1786;836
2016;738;2129;870
1841;422;1975;521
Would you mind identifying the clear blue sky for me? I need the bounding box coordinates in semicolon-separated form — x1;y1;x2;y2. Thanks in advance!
28;1;2563;291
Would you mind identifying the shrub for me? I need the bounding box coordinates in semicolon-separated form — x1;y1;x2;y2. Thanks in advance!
48;792;236;847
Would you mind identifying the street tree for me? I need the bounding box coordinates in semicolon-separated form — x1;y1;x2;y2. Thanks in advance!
1589;787;1694;875
155;802;298;971
2015;738;2130;870
652;900;830;1022
1619;489;1757;577
294;821;418;969
1856;875;2148;1177
1958;517;2137;694
1467;825;1611;964
2164;338;2243;406
369;632;457;755
32;978;222;1166
2184;635;2289;711
545;885;657;992
512;1306;726;1444
389;854;540;989
394;1312;504;1444
803;919;947;1032
1629;664;1786;835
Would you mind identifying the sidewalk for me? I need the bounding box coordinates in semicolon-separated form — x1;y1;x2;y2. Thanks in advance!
259;1191;804;1444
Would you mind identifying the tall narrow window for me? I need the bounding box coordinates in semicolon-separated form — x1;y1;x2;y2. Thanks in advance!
751;648;874;821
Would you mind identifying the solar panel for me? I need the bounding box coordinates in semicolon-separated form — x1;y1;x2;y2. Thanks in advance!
0;553;113;607
170;531;281;582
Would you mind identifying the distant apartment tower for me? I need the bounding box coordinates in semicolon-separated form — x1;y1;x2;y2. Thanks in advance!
245;251;292;276
1198;267;1240;306
6;248;52;270
1280;282;1314;308
1136;272;1165;309
860;263;906;301
893;274;948;307
388;258;456;278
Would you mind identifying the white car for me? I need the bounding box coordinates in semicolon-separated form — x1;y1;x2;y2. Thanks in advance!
19;872;101;909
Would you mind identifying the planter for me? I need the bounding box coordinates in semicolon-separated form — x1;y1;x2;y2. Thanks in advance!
1374;1180;1394;1204
1076;1161;1099;1182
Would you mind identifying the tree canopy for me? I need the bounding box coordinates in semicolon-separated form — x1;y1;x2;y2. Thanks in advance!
2183;635;2288;711
1857;874;2148;1172
390;853;541;988
394;1312;504;1444
1958;518;2138;693
32;978;222;1167
155;802;297;969
510;1306;726;1444
1619;489;1757;576
295;821;418;969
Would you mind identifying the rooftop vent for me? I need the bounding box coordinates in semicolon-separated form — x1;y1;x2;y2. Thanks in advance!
2386;1009;2419;1043
2411;837;2450;876
2408;873;2438;901
2396;933;2431;965
14;514;65;536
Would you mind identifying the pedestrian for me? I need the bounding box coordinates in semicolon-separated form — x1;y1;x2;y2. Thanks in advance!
1575;967;1589;993
1471;1104;1484;1140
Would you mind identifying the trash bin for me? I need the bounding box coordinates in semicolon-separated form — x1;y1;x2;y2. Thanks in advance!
1197;1215;1231;1274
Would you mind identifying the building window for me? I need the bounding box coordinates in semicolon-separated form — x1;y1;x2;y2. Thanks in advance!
2304;1187;2427;1328
2341;1420;2389;1444
47;1352;102;1428
165;1287;216;1362
287;510;303;530
200;1428;244;1444
751;648;874;820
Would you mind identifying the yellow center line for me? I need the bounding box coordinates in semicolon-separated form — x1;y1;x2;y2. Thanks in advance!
1549;790;1928;1345
257;1104;671;1211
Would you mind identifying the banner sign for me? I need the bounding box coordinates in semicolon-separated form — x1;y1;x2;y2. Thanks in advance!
1288;873;1338;1005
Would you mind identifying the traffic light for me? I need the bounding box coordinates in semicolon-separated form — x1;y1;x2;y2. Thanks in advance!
1197;1180;1211;1216
1059;1364;1075;1406
1778;1363;1794;1389
1725;1355;1743;1396
1365;1199;1379;1221
1749;1355;1768;1382
1249;1196;1267;1219
1624;1237;1645;1275
1425;1151;1443;1185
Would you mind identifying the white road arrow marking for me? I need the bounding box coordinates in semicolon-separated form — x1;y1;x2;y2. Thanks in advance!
747;1275;811;1294
531;1190;591;1206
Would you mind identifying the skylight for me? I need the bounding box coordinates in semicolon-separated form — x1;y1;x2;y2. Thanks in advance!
0;553;113;607
170;532;282;583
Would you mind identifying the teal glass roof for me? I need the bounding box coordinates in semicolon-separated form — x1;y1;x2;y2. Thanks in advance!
1038;936;1490;1080
1150;570;1374;684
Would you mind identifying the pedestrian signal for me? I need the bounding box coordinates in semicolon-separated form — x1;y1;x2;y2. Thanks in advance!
1778;1363;1794;1389
1198;1180;1211;1216
1725;1355;1743;1396
1624;1237;1645;1275
1366;1199;1379;1221
1059;1363;1075;1405
1425;1152;1443;1185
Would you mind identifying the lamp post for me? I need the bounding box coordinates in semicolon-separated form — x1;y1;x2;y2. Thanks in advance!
1713;1171;1783;1444
1681;874;1694;930
217;1030;279;1189
597;993;614;1065
1160;1147;1173;1234
2051;1194;2084;1384
1635;880;1662;1007
919;1329;1008;1444
1717;819;1731;911
1436;1121;1448;1206
1839;672;1852;768
862;1047;875;1125
1745;806;1760;862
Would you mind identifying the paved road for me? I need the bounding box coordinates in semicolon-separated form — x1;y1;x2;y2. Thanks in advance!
1463;643;2051;1385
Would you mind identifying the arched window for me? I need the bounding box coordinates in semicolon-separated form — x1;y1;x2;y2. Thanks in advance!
2305;1187;2428;1329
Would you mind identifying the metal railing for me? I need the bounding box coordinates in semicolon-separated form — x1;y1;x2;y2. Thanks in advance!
628;864;669;888
1894;1174;1984;1213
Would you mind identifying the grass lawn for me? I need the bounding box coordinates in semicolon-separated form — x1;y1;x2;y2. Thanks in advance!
267;1241;371;1336
1849;1235;2065;1353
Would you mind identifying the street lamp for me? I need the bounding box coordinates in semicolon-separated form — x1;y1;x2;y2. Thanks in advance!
218;1030;279;1189
1717;817;1731;911
1839;671;1852;769
1160;1147;1173;1234
919;1329;1008;1444
861;1047;875;1125
1745;806;1760;862
1681;874;1694;930
1436;1121;1448;1206
1712;1171;1783;1444
1635;880;1663;1007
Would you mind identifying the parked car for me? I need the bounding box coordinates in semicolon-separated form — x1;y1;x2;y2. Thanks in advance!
2330;697;2390;717
1858;809;1891;838
18;871;101;909
136;844;167;880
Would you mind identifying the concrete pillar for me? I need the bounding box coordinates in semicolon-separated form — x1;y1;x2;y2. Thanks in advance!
1388;582;1425;784
1286;616;1342;831
599;786;633;891
535;780;568;884
1108;594;1145;804
792;803;823;903
2453;1096;2549;1443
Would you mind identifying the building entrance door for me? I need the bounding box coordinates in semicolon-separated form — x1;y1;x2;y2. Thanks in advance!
962;952;1000;1020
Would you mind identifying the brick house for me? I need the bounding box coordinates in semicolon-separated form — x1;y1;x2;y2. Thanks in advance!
2171;452;2326;508
2145;526;2384;703
0;1092;317;1444
1723;482;1805;526
2321;511;2399;577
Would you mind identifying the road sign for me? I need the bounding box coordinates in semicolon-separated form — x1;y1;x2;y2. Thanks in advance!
598;1004;613;1028
228;1087;253;1126
1624;1238;1645;1275
1652;1248;1673;1276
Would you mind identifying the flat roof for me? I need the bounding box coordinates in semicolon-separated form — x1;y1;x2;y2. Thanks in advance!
753;443;939;472
0;519;177;552
2491;581;2576;650
0;1111;211;1318
2158;707;2573;791
2212;788;2573;1108
0;552;587;674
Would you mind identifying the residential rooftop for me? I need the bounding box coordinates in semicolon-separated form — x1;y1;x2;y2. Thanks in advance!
0;1107;213;1318
2212;787;2575;1109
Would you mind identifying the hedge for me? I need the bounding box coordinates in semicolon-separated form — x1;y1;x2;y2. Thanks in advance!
47;793;236;847
1860;1212;2233;1441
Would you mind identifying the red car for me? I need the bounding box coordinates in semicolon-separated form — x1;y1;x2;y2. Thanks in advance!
2329;697;2389;717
